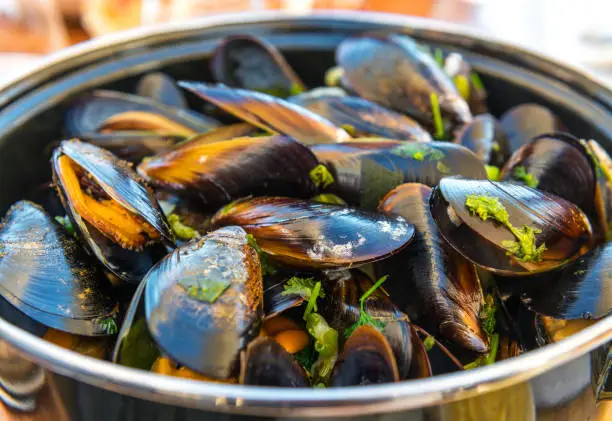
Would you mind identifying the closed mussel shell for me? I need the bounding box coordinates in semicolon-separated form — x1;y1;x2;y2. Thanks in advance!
240;337;309;387
211;197;414;270
145;226;263;379
455;114;510;167
211;34;306;98
137;135;319;207
0;201;118;336
52;139;174;283
81;132;185;164
430;178;593;275
500;103;560;153
312;140;486;209
376;183;488;353
136;72;188;109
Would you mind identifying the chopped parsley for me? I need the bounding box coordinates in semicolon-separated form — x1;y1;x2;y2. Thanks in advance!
178;276;230;303
246;234;277;276
465;194;547;262
309;164;335;189
118;318;160;370
485;165;501;181
434;48;444;67
512;166;538;188
481;294;497;338
101;317;118;335
453;74;470;102
430;92;445;140
293;341;317;371
345;275;388;338
311;193;346;205
167;214;198;241
392;143;445;162
282;277;325;301
55;215;75;236
423;335;435;351
464;333;500;369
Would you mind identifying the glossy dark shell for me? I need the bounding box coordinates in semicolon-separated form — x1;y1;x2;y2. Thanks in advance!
81;132;185;163
376;183;488;353
336;33;471;129
0;201;118;336
430;178;593;275
407;325;432;378
52;140;175;282
319;270;413;379
290;91;432;141
211;197;414;270
211;35;305;98
330;325;399;387
501;133;596;216
136;73;187;109
500;104;560;153
240;337;309;387
454;114;510;167
65;90;219;137
312;140;487;210
263;279;305;320
145;226;263;379
588;139;612;241
137;136;319;207
178;82;351;145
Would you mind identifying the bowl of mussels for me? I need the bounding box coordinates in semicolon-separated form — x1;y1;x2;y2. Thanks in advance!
0;11;609;419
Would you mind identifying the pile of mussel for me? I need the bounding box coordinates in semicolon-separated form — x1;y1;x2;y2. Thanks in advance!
0;31;610;389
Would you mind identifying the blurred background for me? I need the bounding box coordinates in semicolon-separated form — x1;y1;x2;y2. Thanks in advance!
3;0;612;80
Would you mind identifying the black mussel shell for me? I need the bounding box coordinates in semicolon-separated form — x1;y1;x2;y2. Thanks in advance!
290;91;432;142
52;140;175;283
407;325;432;378
211;35;306;98
312;140;487;210
498;243;612;320
81;132;185;163
584;139;612;241
240;337;309;387
319;269;413;379
500;104;560;153
145;226;263;379
137;135;319;207
376;183;488;353
177;123;256;144
211;197;414;270
430;178;593;275
178;82;351;145
263;278;305;320
65;90;219;137
136;73;187;109
330;325;399;386
454;114;510;167
336;33;471;130
501;133;596;216
0;201;118;336
443;52;488;115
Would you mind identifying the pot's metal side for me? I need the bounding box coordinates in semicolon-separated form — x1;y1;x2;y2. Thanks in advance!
0;11;609;419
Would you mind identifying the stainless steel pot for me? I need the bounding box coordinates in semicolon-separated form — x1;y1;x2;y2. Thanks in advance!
0;11;609;421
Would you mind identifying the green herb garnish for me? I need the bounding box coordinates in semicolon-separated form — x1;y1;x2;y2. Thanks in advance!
118;318;160;370
314;383;326;388
55;215;75;236
345;275;388;338
434;48;444;67
309;164;335;189
303;281;322;319
453;74;470;102
463;333;500;369
392;143;445;162
290;83;305;96
167;214;198;241
101;317;118;335
305;312;339;385
485;165;501;181
178;276;231;303
324;66;344;87
341;124;357;137
294;341;317;372
481;294;497;338
491;142;501;152
311;193;346;205
282;276;325;301
512;166;539;188
246;234;277;276
436;161;450;174
469;71;485;92
429;92;445;139
583;139;612;183
423;335;435;351
465;194;547;262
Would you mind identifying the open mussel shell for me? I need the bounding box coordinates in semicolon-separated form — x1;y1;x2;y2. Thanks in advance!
0;201;118;336
376;183;488;353
137;135;319;207
52;139;175;283
430;178;593;275
312;140;487;210
501;132;596;216
136;72;187;109
443;52;488;115
81;132;185;163
498;243;612;320
240;337;309;387
211;34;306;98
500;103;560;153
330;325;399;387
454;114;510;167
290;91;432;142
336;33;471;130
178;82;351;145
320;269;413;379
145;226;263;379
65;90;219;137
211;197;414;270
263;278;305;320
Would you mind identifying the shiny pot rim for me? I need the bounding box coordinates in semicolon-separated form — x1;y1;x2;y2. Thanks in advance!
0;11;610;418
